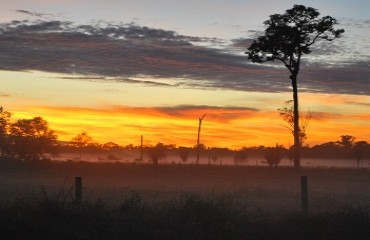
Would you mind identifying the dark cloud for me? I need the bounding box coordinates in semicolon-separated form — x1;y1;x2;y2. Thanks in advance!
300;61;370;95
114;78;174;87
57;76;106;80
156;105;259;120
0;19;368;95
16;9;53;18
158;105;258;112
230;38;254;48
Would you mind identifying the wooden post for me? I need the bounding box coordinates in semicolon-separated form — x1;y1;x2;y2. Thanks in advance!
301;176;308;215
75;177;82;203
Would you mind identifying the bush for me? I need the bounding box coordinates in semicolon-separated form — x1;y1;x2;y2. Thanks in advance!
264;145;284;167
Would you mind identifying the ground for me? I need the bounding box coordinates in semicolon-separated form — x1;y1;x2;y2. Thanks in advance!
1;161;369;214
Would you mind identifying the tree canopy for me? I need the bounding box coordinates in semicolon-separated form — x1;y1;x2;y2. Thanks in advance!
246;5;344;68
8;117;58;160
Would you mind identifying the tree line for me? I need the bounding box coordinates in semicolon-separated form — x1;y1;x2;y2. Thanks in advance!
1;106;368;166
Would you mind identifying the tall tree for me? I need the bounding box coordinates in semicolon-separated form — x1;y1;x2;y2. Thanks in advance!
246;5;344;169
9;117;58;160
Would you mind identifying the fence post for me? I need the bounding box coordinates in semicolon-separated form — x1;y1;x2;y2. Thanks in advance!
301;176;308;215
75;177;82;203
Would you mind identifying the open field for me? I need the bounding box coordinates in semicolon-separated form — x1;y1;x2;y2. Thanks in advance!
1;160;370;214
1;160;370;239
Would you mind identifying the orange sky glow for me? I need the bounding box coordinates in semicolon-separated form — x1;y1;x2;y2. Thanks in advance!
7;102;370;149
1;70;369;149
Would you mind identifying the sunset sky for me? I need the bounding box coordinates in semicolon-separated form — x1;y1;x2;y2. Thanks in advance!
0;0;369;149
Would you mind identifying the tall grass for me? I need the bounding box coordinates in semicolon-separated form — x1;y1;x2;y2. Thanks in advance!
1;192;370;240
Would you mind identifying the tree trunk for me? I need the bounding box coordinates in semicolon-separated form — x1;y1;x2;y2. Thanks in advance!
197;116;205;164
291;74;301;169
196;118;201;164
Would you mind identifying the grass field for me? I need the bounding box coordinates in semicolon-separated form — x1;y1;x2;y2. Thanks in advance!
1;160;370;213
1;161;370;239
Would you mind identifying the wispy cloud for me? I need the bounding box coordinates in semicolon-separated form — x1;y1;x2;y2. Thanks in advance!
15;10;54;18
0;93;10;97
0;17;368;95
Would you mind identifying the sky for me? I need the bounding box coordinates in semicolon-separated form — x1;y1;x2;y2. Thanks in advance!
0;0;369;149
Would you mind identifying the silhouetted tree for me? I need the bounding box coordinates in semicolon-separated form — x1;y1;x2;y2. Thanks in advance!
196;114;206;164
8;117;58;160
211;154;218;163
233;148;248;165
278;100;311;145
335;135;356;159
0;107;11;156
178;146;190;163
246;5;344;169
148;143;167;165
193;143;206;163
103;142;121;150
338;135;355;149
208;147;228;165
353;141;368;168
287;145;294;165
70;131;93;160
264;145;284;167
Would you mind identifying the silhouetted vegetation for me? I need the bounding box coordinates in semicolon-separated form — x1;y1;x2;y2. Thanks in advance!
0;109;58;161
353;141;368;168
147;143;167;165
246;5;344;169
70;131;93;160
0;106;11;156
178;146;191;163
301;136;370;161
278;100;312;145
233;148;249;165
1;193;369;240
0;106;369;165
208;147;228;165
264;145;285;167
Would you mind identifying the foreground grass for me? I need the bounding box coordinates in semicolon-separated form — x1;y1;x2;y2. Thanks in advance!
1;159;370;239
1;193;370;240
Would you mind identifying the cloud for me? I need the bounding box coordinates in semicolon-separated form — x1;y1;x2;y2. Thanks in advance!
16;10;53;18
106;104;259;121
0;93;10;97
154;105;259;121
230;38;254;48
0;19;368;95
346;101;370;107
114;78;174;87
